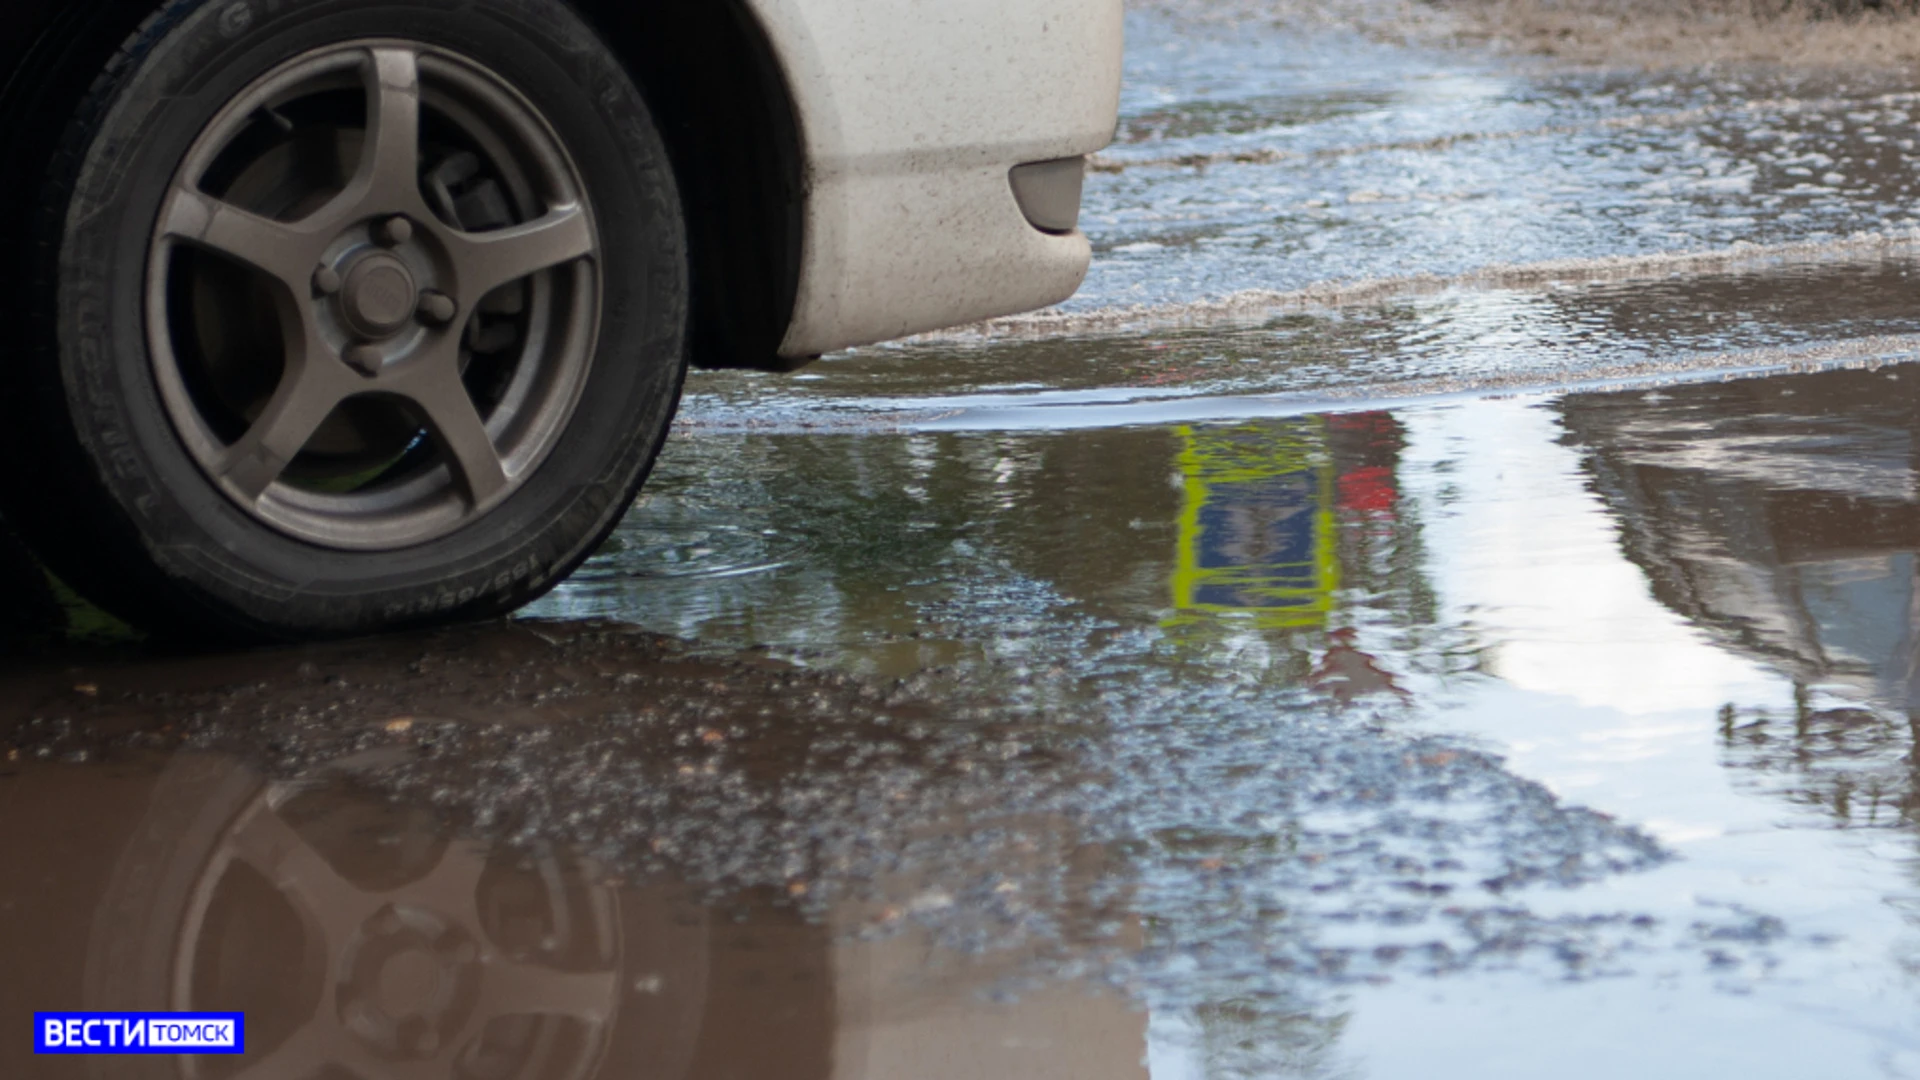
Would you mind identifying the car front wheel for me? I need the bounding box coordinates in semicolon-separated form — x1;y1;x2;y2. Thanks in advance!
3;0;688;640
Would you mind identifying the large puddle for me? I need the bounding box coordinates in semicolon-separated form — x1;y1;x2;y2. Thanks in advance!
13;6;1920;1078
11;358;1920;1077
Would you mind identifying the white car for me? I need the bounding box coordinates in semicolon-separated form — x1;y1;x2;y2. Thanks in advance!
0;0;1124;639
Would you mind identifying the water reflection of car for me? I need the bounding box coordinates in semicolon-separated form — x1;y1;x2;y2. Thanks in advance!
0;0;1123;641
0;750;1148;1080
71;756;724;1080
0;619;1150;1079
1561;368;1920;824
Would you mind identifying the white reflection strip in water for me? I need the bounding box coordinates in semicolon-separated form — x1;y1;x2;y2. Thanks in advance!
1335;396;1920;1079
1405;398;1781;716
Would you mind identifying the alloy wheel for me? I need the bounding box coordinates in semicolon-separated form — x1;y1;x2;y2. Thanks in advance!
146;41;602;550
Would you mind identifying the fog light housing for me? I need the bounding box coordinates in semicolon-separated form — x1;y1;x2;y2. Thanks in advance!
1009;157;1086;235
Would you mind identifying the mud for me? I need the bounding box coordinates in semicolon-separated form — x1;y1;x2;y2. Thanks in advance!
1141;0;1920;71
1432;0;1920;71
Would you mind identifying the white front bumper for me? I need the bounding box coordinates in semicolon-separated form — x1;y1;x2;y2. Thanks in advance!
745;0;1124;357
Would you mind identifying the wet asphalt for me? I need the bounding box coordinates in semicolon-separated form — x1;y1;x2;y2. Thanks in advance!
14;5;1920;1078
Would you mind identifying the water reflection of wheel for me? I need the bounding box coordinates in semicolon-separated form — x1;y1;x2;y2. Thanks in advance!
85;755;707;1080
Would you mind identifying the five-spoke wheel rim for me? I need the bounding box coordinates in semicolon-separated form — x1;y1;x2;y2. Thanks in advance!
173;778;622;1080
147;40;601;550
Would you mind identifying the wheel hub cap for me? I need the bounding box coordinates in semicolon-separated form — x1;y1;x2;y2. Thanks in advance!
339;904;480;1057
340;253;418;339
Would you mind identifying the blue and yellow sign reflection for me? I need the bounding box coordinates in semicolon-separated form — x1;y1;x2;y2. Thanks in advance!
1169;420;1339;631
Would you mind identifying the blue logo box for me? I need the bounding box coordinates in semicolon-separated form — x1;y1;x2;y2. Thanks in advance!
35;1013;245;1055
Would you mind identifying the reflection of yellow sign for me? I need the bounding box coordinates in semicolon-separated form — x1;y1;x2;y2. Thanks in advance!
1168;422;1338;631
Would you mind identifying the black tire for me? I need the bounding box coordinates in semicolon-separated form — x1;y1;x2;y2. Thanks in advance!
1;0;689;642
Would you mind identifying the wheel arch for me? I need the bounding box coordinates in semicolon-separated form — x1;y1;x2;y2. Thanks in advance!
573;0;808;373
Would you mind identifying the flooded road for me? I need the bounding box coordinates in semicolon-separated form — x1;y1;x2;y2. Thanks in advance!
16;5;1920;1078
